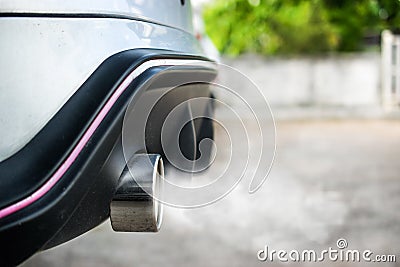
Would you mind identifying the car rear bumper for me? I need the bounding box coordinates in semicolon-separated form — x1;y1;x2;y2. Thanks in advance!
0;49;216;266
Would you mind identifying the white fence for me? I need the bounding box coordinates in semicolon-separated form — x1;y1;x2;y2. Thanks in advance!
382;30;400;109
223;53;380;108
219;31;400;115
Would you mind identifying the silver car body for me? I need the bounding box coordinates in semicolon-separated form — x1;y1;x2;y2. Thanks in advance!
0;0;203;161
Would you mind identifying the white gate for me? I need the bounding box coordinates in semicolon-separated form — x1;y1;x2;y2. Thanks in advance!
382;30;400;109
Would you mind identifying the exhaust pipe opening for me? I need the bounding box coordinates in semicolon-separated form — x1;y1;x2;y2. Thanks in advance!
110;153;164;232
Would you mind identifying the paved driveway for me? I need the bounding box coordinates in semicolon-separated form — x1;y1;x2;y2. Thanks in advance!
23;119;400;267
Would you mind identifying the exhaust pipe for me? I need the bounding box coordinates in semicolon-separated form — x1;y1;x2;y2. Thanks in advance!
110;154;164;232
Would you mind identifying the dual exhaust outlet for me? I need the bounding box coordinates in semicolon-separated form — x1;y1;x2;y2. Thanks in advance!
110;154;164;232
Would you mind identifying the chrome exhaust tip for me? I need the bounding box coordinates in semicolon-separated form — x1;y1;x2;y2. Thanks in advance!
110;154;164;232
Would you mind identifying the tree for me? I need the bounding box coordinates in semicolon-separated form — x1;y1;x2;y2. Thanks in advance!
203;0;400;56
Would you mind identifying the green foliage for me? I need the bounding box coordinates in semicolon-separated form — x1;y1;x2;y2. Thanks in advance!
375;0;400;31
202;0;400;56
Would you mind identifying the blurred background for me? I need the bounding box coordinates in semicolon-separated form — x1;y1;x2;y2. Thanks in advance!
24;0;400;266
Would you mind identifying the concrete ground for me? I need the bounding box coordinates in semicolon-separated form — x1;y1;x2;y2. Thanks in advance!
22;118;400;267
